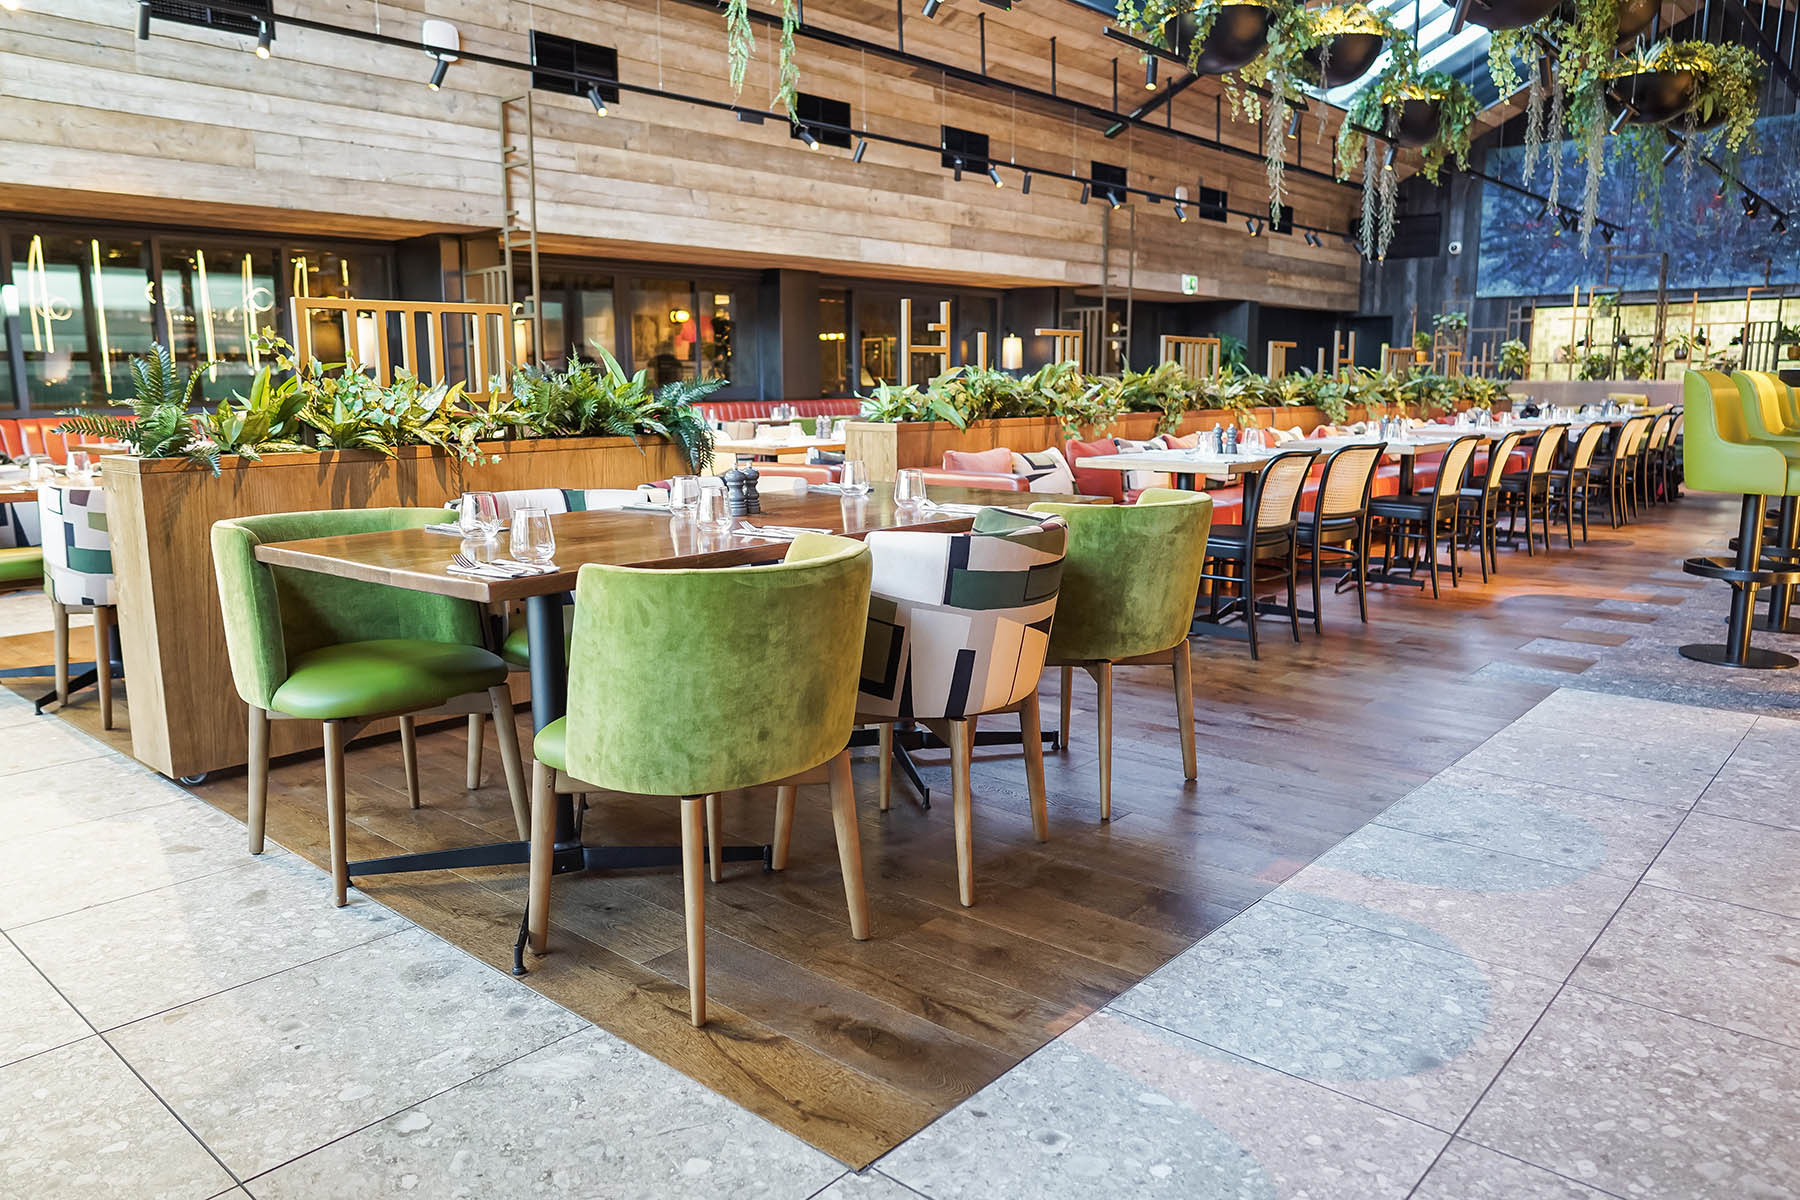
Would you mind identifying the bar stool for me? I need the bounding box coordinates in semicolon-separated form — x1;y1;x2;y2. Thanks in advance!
1733;371;1800;633
1677;371;1800;670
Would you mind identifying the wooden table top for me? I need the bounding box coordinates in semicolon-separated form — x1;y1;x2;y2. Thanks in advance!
253;484;1067;603
712;435;846;456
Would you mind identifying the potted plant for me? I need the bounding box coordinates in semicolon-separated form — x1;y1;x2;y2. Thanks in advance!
1294;4;1396;87
1115;0;1275;76
1607;40;1701;125
1668;330;1707;361
1778;325;1800;360
58;344;223;475
1617;340;1655;380
1335;64;1477;255
1499;338;1530;379
1413;330;1435;361
1464;0;1560;31
1577;350;1615;380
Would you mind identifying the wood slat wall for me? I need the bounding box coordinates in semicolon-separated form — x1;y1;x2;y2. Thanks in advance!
1;0;1363;307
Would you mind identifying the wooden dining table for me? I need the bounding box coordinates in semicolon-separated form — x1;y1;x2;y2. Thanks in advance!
1084;429;1495;495
253;483;1061;969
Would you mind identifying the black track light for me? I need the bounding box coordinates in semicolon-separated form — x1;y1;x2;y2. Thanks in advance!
922;0;942;16
1661;142;1681;166
1744;193;1761;217
1080;181;1091;204
1608;107;1630;135
1107;191;1122;210
427;56;449;90
952;156;963;182
1144;57;1158;90
587;84;608;116
1174;201;1188;222
254;20;274;58
1715;181;1727;200
1020;170;1031;194
799;125;820;150
1287;110;1301;140
737;109;765;124
1776;217;1789;235
137;0;150;39
1601;225;1614;244
1537;199;1551;219
987;163;1004;188
852;138;867;163
1246;217;1262;236
1381;145;1395;172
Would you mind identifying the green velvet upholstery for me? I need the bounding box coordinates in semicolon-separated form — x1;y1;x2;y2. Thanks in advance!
544;533;872;796
0;546;42;584
501;605;574;668
1683;371;1800;496
535;716;569;772
270;639;508;721
1026;489;1215;662
211;508;499;712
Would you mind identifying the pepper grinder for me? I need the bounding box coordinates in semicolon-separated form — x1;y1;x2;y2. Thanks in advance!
723;468;748;517
742;464;763;515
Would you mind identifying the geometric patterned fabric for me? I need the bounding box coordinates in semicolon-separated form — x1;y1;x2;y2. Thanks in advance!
856;510;1067;722
39;484;113;607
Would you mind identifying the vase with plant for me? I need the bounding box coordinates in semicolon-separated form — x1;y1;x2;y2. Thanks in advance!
1777;326;1800;360
1498;338;1530;379
1413;330;1434;358
1617;340;1655;380
1576;350;1615;380
1113;0;1275;76
58;344;222;475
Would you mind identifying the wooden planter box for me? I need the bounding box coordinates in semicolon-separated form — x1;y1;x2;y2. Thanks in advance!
105;436;689;780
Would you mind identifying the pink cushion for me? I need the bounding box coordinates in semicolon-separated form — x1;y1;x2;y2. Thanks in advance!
1064;437;1124;503
1159;431;1200;449
941;447;1015;473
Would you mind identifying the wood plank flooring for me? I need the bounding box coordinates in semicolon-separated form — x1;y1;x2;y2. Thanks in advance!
0;492;1738;1168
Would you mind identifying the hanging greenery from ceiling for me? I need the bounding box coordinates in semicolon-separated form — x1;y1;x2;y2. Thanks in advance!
725;0;801;120
1334;63;1477;257
1114;0;1276;68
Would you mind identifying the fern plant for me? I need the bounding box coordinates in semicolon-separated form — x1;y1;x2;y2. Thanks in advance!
513;346;722;473
58;343;222;476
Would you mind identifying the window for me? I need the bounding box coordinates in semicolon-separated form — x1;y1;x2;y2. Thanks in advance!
1271;204;1294;235
161;242;279;398
792;94;852;149
10;234;154;409
819;290;848;395
147;1;270;36
530;30;619;103
855;295;897;388
628;279;738;387
1198;185;1228;222
1091;161;1128;206
941;126;991;175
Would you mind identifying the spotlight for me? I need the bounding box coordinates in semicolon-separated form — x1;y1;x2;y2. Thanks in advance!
1537;199;1551;219
799;126;820;150
1381;145;1395;172
852;138;867;163
1080;181;1091;204
1287;110;1301;140
1558;209;1577;231
1305;230;1322;247
1715;181;1727;200
1020;170;1031;194
1776;217;1789;234
422;20;459;92
987;164;1004;187
587;84;608;116
922;0;942;15
1144;57;1158;90
1107;191;1123;210
952;156;963;182
254;20;273;57
1744;193;1761;217
737;109;766;124
1174;202;1188;222
1661;142;1681;166
427;57;449;90
1246;217;1262;236
136;0;150;38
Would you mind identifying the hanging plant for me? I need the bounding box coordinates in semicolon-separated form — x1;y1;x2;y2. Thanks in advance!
1114;0;1276;76
1335;64;1475;257
725;0;802;120
1230;3;1412;222
1668;40;1763;160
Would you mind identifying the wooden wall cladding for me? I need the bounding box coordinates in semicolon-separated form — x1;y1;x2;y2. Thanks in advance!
105;437;688;779
1;0;1361;308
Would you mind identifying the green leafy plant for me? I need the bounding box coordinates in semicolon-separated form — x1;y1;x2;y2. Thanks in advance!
1413;330;1435;354
58;343;222;476
725;0;801;121
1576;350;1616;380
1616;340;1655;379
201;363;311;460
1433;311;1470;334
1115;361;1198;433
1335;64;1477;255
1498;338;1530;379
1114;0;1273;70
513;346;722;473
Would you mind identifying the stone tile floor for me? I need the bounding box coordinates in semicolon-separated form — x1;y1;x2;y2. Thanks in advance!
2;676;1796;1198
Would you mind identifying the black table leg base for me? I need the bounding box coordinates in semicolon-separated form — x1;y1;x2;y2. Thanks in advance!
349;840;769;878
1679;642;1799;670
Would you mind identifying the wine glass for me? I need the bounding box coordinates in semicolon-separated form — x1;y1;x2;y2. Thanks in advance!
459;492;500;541
510;507;555;565
669;475;702;516
840;460;872;496
66;450;92;480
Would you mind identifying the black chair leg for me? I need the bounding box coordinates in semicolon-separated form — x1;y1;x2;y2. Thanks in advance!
1310;545;1325;636
1446;516;1460;589
1427;523;1441;598
1356;531;1370;623
1244;558;1260;660
1287;548;1301;643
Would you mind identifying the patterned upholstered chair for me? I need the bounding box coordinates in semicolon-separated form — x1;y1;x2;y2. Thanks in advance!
39;483;118;728
0;493;43;591
856;510;1067;906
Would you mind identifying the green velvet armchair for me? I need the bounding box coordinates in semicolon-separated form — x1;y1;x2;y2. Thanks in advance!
1029;489;1214;820
526;533;874;1027
211;508;529;905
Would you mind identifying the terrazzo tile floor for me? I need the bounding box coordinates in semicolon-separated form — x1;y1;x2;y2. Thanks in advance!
3;617;1799;1193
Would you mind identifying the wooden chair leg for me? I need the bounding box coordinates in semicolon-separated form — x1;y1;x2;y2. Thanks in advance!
51;600;69;706
827;750;869;940
247;705;270;854
324;720;350;907
949;719;975;907
527;758;555;954
92;605;114;730
487;686;530;840
1090;662;1114;821
705;793;723;884
771;785;796;870
1172;639;1197;782
465;712;484;789
1058;665;1073;751
678;795;707;1026
1018;691;1048;843
876;722;893;812
399;715;421;809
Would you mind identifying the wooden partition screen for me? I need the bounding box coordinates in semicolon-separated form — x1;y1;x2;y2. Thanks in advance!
1160;335;1222;379
1036;327;1084;366
291;297;516;400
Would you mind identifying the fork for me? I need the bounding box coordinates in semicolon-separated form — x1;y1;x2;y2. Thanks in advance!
451;552;521;577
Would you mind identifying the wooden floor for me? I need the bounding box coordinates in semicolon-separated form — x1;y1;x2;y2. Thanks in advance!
0;492;1736;1168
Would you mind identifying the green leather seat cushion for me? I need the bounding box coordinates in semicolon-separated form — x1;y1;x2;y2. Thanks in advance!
0;546;42;583
500;604;575;668
534;716;568;773
269;638;508;721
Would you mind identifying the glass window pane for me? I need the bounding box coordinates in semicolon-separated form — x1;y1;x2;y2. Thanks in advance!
856;294;897;389
161;243;278;400
630;277;693;386
12;233;152;409
575;288;614;364
698;287;734;384
819;289;848;395
958;298;996;368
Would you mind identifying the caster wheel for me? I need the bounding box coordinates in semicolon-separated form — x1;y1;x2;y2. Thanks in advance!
178;773;209;785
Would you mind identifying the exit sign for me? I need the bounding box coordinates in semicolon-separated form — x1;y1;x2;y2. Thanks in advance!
1181;274;1199;295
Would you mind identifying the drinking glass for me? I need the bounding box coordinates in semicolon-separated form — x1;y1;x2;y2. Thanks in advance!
66;450;92;479
510;507;555;565
669;475;702;516
695;486;734;532
895;468;927;509
25;457;53;484
840;460;872;495
459;492;500;540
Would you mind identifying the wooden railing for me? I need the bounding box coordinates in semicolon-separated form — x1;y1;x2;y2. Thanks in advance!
1159;335;1221;379
291;297;515;401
